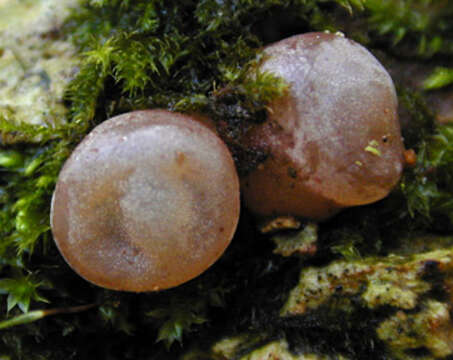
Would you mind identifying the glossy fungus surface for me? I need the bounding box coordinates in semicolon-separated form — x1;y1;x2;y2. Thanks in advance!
242;32;405;220
51;110;240;292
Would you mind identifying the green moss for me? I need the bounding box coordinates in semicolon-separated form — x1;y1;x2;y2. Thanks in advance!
401;123;453;225
363;0;453;58
423;67;453;90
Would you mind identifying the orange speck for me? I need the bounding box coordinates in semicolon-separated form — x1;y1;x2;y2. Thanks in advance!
175;152;186;166
404;149;417;167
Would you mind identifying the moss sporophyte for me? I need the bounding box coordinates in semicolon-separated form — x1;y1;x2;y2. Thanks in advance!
1;0;453;359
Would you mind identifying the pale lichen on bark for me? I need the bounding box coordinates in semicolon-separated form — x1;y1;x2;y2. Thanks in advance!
377;300;453;359
283;246;453;315
0;0;79;127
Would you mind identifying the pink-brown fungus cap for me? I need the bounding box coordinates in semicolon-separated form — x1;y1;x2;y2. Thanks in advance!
242;32;405;220
51;110;240;292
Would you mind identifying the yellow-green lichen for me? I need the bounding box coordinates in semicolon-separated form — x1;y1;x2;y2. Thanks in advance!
240;340;330;360
377;300;453;359
283;246;453;316
272;223;318;257
203;336;348;360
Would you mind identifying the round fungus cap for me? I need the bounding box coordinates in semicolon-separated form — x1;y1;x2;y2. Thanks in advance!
51;110;240;292
241;32;405;220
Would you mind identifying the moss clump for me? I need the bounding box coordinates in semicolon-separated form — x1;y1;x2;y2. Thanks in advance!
356;0;453;58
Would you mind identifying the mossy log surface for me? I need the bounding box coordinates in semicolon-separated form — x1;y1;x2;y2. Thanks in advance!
0;1;453;359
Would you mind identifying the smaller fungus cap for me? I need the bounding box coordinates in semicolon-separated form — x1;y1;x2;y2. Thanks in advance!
51;110;240;292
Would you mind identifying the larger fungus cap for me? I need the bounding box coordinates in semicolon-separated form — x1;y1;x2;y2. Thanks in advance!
51;110;240;292
242;32;405;220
